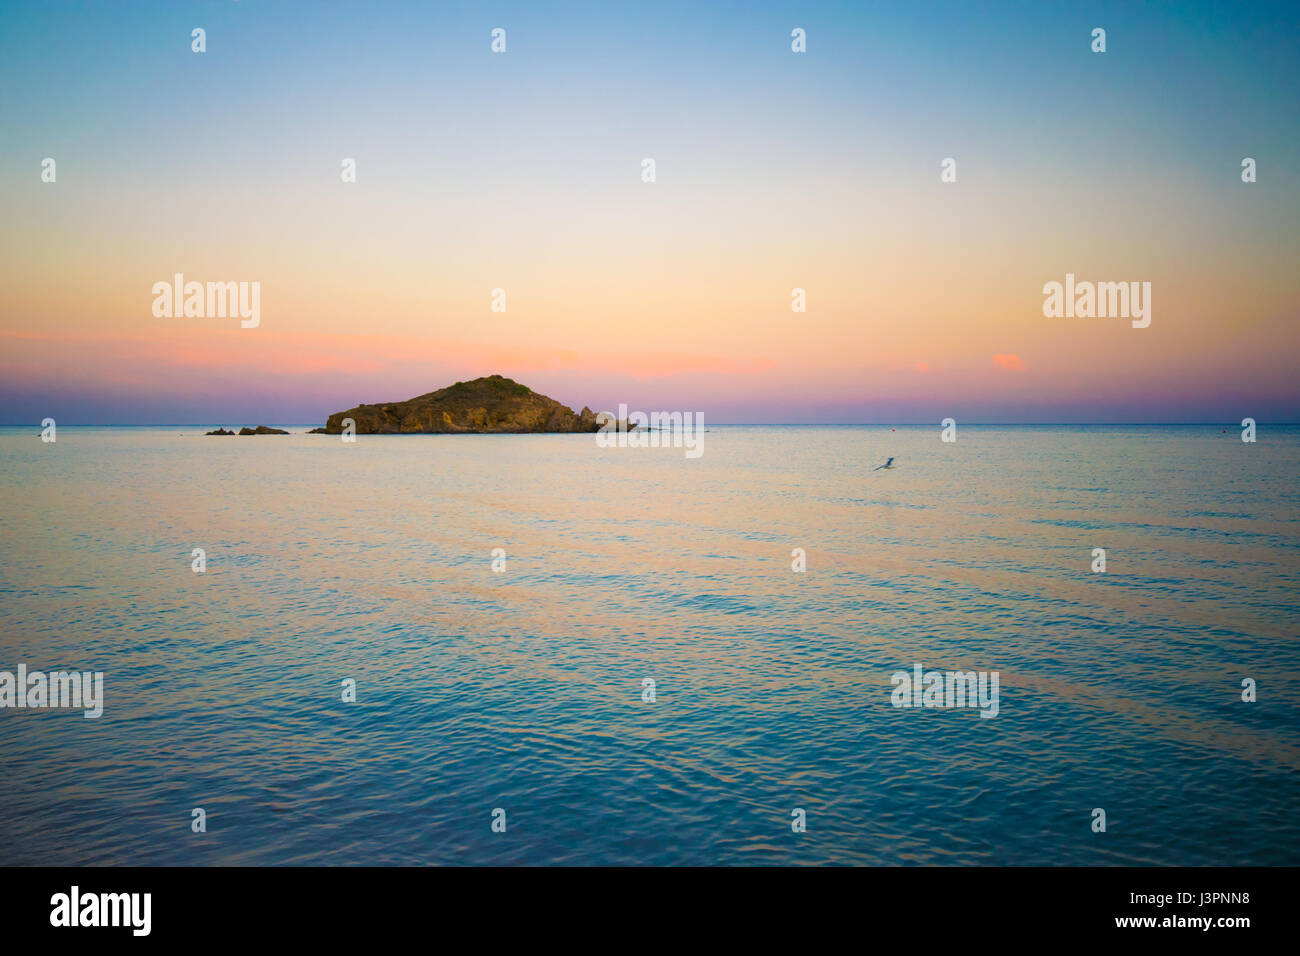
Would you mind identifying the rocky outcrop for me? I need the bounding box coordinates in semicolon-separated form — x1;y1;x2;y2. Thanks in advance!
237;425;289;435
205;428;236;436
315;375;611;435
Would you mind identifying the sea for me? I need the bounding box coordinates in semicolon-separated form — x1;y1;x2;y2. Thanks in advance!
0;424;1297;865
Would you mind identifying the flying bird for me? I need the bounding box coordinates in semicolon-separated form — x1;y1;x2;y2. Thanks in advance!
874;457;895;470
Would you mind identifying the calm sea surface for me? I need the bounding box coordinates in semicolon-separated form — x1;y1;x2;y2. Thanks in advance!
0;424;1297;865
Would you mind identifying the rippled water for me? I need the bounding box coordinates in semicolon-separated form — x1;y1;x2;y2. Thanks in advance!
0;424;1297;865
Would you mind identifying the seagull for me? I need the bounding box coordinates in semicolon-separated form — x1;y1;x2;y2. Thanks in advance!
874;457;895;470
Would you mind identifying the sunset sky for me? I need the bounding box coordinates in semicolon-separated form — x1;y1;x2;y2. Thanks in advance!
1;0;1297;423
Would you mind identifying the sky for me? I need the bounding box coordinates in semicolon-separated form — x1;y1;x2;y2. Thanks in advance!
1;0;1297;424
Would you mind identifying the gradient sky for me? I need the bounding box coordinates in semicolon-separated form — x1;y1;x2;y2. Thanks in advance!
1;0;1297;423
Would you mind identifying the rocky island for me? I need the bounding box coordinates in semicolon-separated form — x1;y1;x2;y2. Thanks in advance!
205;425;290;435
309;375;614;435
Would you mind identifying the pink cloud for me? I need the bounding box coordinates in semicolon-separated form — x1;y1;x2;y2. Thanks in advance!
0;328;775;393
